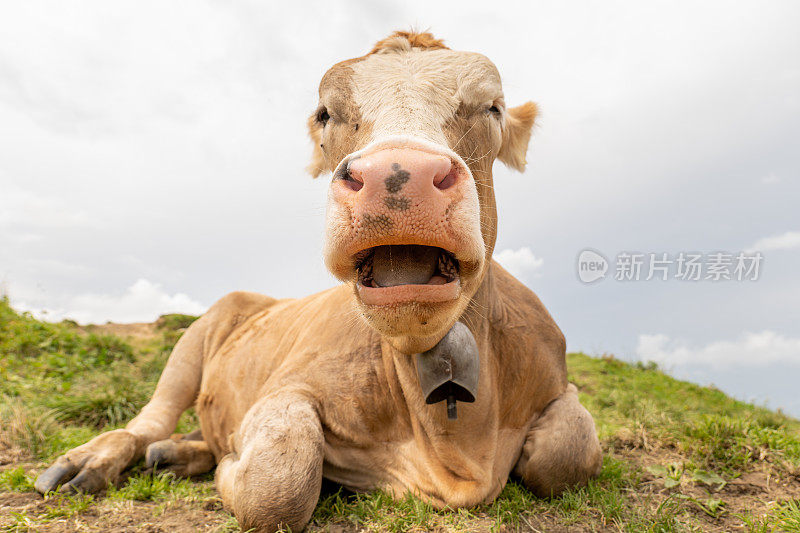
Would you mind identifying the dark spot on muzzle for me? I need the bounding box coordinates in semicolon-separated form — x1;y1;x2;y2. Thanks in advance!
384;196;411;211
385;163;410;193
361;214;394;231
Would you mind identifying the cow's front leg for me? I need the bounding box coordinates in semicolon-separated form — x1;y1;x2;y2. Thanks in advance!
514;384;603;497
35;312;208;494
215;390;324;533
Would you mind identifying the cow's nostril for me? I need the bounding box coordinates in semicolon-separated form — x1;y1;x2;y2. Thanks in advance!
435;167;458;191
343;172;364;192
336;162;364;192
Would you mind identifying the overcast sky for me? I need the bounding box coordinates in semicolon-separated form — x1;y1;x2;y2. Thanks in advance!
1;1;798;415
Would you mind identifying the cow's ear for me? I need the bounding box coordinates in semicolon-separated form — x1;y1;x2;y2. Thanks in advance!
306;114;325;178
497;101;538;172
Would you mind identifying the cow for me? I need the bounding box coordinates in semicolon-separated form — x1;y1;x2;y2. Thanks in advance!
35;31;603;532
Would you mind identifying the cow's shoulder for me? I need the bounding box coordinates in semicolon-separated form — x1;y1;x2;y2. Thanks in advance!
207;290;277;315
488;261;568;422
489;262;565;353
199;291;281;354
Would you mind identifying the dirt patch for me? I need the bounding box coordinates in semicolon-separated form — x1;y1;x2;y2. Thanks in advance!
0;490;40;508
0;492;231;532
48;500;229;533
615;446;799;532
82;322;159;339
0;444;27;466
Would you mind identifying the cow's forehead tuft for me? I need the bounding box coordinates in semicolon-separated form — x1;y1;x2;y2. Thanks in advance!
319;49;502;108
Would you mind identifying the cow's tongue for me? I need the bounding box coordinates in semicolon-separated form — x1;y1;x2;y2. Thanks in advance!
371;245;439;287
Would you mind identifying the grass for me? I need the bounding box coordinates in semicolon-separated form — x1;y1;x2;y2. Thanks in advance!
774;500;800;532
106;469;214;503
0;467;35;492
1;297;799;531
308;458;693;532
6;493;96;530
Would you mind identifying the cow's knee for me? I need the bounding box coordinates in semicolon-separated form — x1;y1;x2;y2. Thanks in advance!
515;384;602;498
215;392;323;533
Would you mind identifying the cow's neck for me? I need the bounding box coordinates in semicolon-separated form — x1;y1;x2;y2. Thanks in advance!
380;263;499;443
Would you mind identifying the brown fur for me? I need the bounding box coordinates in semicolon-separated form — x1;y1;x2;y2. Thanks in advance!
370;31;449;54
307;60;372;178
498;102;539;171
36;32;601;533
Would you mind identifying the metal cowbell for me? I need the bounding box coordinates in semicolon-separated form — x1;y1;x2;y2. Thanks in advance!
415;321;480;420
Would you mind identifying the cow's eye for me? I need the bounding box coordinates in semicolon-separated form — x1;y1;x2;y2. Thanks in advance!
316;107;330;125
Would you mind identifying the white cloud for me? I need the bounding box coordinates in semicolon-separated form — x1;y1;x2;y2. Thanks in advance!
637;331;800;368
749;230;800;252
761;172;781;184
12;279;206;324
494;247;544;280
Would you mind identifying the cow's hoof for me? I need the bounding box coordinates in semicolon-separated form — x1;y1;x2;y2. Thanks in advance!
35;456;80;494
35;429;138;495
145;439;178;469
145;437;216;477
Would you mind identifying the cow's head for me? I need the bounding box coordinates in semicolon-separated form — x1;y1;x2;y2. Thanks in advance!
310;31;537;353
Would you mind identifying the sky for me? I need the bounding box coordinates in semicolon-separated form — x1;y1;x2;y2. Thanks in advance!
1;1;798;415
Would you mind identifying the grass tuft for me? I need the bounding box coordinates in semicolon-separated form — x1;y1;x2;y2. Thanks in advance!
47;377;148;429
155;313;199;331
684;414;800;474
0;399;60;458
0;467;35;492
108;470;212;502
774;499;800;532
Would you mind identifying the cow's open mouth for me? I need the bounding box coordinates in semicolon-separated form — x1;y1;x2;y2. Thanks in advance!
355;245;461;305
357;245;459;287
